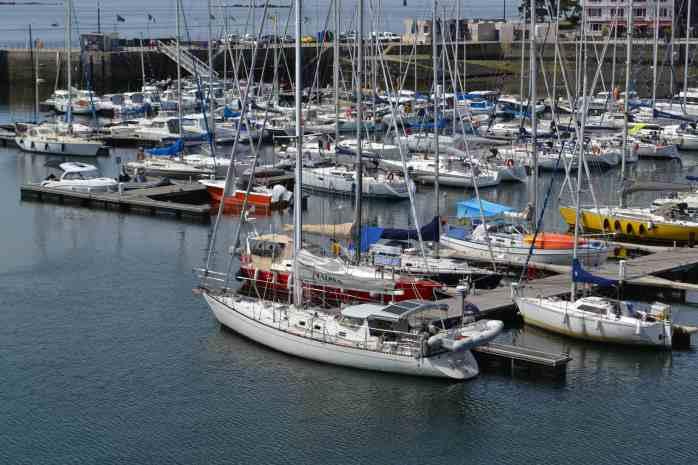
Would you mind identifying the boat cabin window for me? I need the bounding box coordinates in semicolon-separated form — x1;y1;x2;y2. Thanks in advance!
577;304;608;315
130;94;144;104
167;119;180;134
63;170;98;180
339;316;364;329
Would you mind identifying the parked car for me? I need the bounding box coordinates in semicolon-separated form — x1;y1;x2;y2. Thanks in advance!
301;35;316;44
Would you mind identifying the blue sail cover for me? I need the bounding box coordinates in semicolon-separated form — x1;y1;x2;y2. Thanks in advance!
572;259;617;287
223;106;241;119
147;138;183;156
456;199;514;219
653;108;698;122
358;216;441;252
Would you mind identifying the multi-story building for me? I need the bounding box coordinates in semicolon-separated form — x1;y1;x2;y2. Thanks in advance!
585;0;673;37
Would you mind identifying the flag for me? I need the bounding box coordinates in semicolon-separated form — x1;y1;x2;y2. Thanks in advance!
116;14;126;22
209;13;216;20
147;13;156;22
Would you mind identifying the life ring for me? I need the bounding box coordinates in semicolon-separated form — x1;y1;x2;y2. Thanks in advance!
505;158;515;168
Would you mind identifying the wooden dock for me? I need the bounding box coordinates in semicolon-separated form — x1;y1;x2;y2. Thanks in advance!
20;182;211;223
473;343;571;379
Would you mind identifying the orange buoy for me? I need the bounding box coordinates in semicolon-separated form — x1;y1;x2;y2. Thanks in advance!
524;233;586;250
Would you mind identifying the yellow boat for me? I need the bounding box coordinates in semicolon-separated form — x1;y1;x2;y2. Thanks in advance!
559;205;698;243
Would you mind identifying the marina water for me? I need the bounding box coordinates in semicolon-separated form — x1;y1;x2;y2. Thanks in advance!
3;101;698;463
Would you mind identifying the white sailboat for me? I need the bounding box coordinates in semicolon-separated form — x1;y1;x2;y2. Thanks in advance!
199;0;504;380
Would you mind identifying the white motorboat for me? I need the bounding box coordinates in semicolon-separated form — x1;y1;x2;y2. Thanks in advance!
381;155;501;189
108;116;192;144
203;292;503;380
302;164;414;199
126;157;214;179
441;222;610;267
15;124;107;157
515;295;673;348
662;124;698;151
41;162;117;193
337;138;401;160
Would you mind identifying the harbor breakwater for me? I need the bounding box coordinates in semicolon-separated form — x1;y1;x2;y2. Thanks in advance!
0;41;687;99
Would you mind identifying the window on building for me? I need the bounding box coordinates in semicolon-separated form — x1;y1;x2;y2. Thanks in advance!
634;7;646;17
659;7;669;16
588;8;602;17
591;23;602;31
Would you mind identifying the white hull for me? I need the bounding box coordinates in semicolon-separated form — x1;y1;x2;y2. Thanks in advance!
302;167;413;199
516;297;672;347
15;136;105;157
205;293;480;379
440;235;609;267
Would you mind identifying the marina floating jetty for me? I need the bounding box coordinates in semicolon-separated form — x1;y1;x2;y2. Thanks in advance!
20;182;211;223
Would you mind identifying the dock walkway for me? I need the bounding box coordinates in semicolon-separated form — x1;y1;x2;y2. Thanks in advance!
443;247;698;316
20;182;211;223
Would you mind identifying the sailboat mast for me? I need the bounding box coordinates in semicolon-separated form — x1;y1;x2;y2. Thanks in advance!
621;0;632;192
139;34;146;88
433;0;440;257
651;0;659;110
571;6;589;300
334;0;340;142
65;0;72;129
529;0;538;217
207;0;216;153
684;0;692;109
353;0;364;264
176;0;183;140
293;0;303;306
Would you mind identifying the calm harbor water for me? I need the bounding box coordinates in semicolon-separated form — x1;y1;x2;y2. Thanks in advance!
2;100;698;464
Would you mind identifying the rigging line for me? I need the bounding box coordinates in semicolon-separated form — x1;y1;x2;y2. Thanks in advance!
203;0;272;277
518;142;566;285
374;23;428;267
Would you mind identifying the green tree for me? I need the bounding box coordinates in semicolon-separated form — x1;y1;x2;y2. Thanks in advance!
518;0;581;25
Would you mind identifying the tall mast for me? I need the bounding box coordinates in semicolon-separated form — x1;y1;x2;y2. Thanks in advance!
176;0;183;140
353;0;364;264
207;0;216;154
621;0;633;194
571;5;589;300
529;0;538;218
518;8;526;130
139;33;146;89
433;0;440;258
334;0;340;142
651;0;659;110
65;0;72;129
684;0;692;110
454;0;460;135
293;0;303;306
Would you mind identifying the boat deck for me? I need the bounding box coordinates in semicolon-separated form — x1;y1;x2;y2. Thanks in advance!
20;182;211;223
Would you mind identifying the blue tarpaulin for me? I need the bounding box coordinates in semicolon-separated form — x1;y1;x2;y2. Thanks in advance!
456;199;514;219
572;259;617;287
357;216;441;252
223;106;241;119
147;139;183;156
